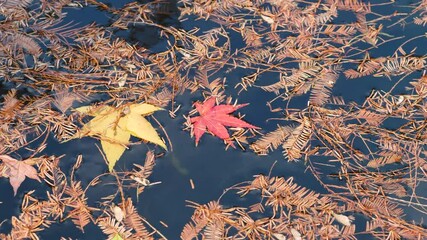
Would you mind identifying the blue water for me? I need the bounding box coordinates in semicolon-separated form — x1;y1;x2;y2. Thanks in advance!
0;0;426;239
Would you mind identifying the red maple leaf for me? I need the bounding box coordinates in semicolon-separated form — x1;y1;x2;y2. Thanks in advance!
190;97;260;146
0;155;41;196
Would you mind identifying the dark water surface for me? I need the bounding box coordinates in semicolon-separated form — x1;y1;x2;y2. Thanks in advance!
0;0;426;239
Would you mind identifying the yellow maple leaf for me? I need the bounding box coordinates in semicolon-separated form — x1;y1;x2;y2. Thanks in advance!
112;233;124;240
74;105;113;116
129;103;163;115
74;103;166;171
123;113;167;149
85;109;121;136
101;118;130;172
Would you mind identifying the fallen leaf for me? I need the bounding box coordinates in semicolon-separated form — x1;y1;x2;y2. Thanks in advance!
261;14;275;24
101;118;131;171
290;228;302;240
332;212;353;226
111;233;124;240
0;155;41;196
74;103;167;171
84;108;121;136
112;205;124;223
272;233;286;240
189;97;260;146
75;105;113;117
129;103;163;115
124;113;167;149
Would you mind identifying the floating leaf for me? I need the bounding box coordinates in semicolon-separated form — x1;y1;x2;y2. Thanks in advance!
75;105;113;116
290;228;302;240
261;14;274;24
129;103;163;115
272;233;286;240
333;212;352;226
101;119;131;171
189;97;260;147
111;233;124;240
124;114;167;150
74;103;166;171
85;109;120;136
0;155;41;196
